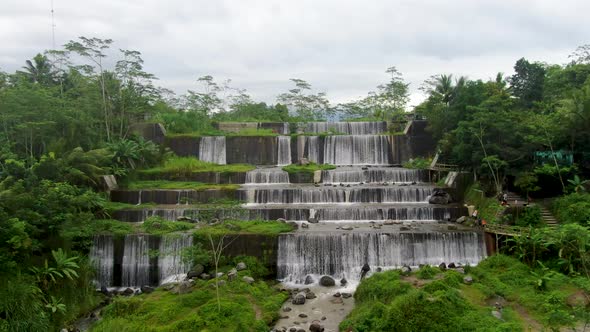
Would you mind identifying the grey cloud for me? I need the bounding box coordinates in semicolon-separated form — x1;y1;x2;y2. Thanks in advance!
1;0;588;105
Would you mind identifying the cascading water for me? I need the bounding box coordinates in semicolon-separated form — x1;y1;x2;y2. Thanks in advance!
323;135;390;165
241;186;433;204
245;168;290;184
277;232;486;285
322;167;428;184
277;136;292;166
158;234;193;284
90;235;114;288
91;234;194;288
304;122;387;135
199;136;226;164
121;235;155;287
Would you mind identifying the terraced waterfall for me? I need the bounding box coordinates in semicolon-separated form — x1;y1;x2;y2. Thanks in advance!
91;121;485;294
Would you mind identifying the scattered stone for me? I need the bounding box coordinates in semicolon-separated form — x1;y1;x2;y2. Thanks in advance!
376;267;382;272
289;328;297;332
301;223;309;229
227;268;238;281
280;315;289;319
100;286;110;296
162;283;176;291
491;310;503;320
297;329;305;332
463;276;473;285
187;264;205;279
361;166;368;170
333;292;341;297
456;268;465;274
341;226;353;231
140;286;155;294
121;288;134;296
330;297;343;304
383;220;394;225
216;272;224;278
308;217;318;224
439;263;447;271
243;276;255;284
305;292;316;299
447;225;458;230
292;292;306;305
309;320;324;332
456;216;467;224
400;226;410;231
299;313;308;318
283;307;292;312
340;278;347;286
304;275;314;285
448;262;456;269
401;265;412;275
199;273;210;280
341;293;352;299
319;275;336;287
428;189;452;204
236;262;247;271
321;316;326;321
171;281;193;295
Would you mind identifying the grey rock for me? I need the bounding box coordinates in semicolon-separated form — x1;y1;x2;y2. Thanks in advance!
341;293;352;299
341;226;353;231
305;292;316;299
227;268;237;281
242;276;255;284
283;306;292;312
121;288;134;296
428;189;452;204
491;310;503;320
199;273;210;280
301;223;309;229
340;278;347;286
456;216;467;224
292;292;306;305
140;286;155;294
216;272;224;278
299;313;308;318
276;218;287;223
171;281;193;294
319;275;336;287
448;262;456;269
463;276;473;285
308;217;319;224
447;225;458;230
400;226;411;231
304;275;315;285
187;264;205;279
333;292;341;297
401;265;412;275
439;263;447;271
309;321;324;332
236;262;247;271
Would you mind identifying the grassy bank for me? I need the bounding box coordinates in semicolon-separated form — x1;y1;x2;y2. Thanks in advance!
193;220;294;237
340;255;589;331
139;157;254;176
125;180;240;191
91;269;288;331
282;162;336;174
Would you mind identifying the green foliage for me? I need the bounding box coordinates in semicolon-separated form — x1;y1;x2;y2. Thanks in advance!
282;162;336;174
232;256;270;279
138;156;254;178
354;271;411;303
194;220;294;237
416;265;439;279
464;184;505;223
92;278;288;332
515;205;543;227
553;192;590;225
402;157;431;170
126;180;239;191
141;216;195;235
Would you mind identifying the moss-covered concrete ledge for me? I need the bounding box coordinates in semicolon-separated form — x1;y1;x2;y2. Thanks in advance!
110;189;237;205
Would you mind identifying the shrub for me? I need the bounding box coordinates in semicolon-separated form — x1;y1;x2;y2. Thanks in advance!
416;265;439;279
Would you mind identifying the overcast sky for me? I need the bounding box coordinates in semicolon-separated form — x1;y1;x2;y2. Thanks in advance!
1;0;589;107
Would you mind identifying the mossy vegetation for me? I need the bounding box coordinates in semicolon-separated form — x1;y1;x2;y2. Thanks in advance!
282;162;336;174
138;156;254;177
464;183;506;223
125;180;240;191
402;157;432;169
194;220;294;237
341;255;589;331
90;270;288;331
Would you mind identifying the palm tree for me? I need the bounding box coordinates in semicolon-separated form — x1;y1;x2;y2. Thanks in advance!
432;74;467;106
18;54;54;85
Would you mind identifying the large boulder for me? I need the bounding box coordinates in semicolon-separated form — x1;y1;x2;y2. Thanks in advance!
309;321;324;332
187;264;204;279
140;286;155;294
171;280;193;294
242;276;255;284
292;292;306;305
428;189;452;205
319;276;336;287
236;262;247;271
227;268;238;281
304;275;315;285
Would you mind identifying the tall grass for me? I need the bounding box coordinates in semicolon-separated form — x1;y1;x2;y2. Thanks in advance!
139;156;254;176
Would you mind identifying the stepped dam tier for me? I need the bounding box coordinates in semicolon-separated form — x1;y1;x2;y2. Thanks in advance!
165;120;436;165
277;231;486;285
90;234;192;288
321;167;429;184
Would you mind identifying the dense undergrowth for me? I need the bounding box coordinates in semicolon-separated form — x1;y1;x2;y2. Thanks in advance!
91;265;288;332
341;255;590;331
138;157;255;177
